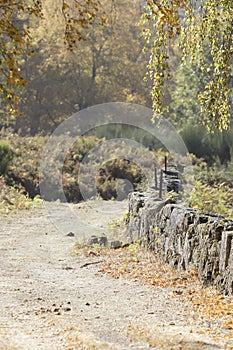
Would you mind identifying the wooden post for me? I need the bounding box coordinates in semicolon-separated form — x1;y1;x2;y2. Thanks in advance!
164;155;167;173
154;164;158;190
159;169;163;199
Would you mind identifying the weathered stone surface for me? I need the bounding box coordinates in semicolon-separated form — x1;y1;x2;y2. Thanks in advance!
127;192;233;295
66;231;75;237
110;240;122;249
87;235;108;247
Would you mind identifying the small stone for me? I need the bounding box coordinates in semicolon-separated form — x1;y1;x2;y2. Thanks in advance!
97;236;108;246
87;235;108;246
63;266;74;270
88;250;98;256
66;232;75;237
110;240;122;249
64;307;71;312
87;236;99;245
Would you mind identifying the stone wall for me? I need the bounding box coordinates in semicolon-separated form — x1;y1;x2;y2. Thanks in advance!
128;192;233;295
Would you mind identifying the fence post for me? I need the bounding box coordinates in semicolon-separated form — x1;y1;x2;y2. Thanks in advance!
164;155;167;173
159;169;163;199
154;164;158;190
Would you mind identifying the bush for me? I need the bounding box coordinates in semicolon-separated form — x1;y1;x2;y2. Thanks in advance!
187;160;233;219
193;159;233;188
2;133;157;203
62;138;155;202
181;123;231;165
188;180;233;219
96;159;146;200
0;177;42;214
0;140;13;175
5;133;46;198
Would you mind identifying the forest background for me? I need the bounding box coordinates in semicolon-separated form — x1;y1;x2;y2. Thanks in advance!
0;0;232;219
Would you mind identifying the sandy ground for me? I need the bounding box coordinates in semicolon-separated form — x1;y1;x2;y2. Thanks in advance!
0;200;230;349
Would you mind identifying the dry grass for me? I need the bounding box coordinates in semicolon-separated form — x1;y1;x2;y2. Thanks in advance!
75;242;233;348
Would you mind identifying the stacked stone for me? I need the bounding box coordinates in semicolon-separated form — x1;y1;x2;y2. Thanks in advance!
128;192;233;295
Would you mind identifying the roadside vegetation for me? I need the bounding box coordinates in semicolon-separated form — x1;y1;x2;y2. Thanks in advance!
0;127;232;221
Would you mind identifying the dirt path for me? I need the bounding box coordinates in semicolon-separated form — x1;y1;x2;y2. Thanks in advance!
0;200;230;349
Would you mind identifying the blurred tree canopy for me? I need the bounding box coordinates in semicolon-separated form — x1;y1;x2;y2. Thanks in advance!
0;0;42;107
143;0;233;131
2;0;233;135
0;0;151;134
0;0;107;126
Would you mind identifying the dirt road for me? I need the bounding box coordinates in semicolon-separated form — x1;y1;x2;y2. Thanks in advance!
0;200;230;349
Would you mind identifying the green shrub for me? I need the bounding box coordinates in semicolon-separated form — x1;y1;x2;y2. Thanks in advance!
181;123;231;165
188;180;232;219
0;177;42;214
0;132;164;203
193;159;233;188
187;159;233;219
0;140;13;175
61;137;161;202
5;133;46;198
96;159;146;200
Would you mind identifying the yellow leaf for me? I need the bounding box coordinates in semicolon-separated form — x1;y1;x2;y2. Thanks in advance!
62;2;70;11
